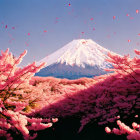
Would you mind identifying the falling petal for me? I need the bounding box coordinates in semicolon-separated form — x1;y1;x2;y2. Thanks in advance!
27;33;30;36
90;18;94;21
128;39;131;43
5;25;8;29
12;27;15;30
126;14;129;16
138;33;140;36
136;9;139;14
93;27;95;31
113;16;116;20
68;3;71;6
44;30;47;33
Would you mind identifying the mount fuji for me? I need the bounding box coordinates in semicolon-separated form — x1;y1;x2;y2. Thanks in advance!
36;39;116;79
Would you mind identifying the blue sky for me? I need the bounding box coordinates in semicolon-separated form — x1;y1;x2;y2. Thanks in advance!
0;0;140;66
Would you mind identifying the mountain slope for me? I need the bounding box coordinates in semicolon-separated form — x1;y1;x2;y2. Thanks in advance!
36;39;116;79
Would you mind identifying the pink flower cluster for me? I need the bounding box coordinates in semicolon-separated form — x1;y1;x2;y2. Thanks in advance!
104;50;140;139
105;119;140;140
28;49;140;134
0;49;57;139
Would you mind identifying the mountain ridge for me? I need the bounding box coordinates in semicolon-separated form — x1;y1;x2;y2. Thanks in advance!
36;39;116;79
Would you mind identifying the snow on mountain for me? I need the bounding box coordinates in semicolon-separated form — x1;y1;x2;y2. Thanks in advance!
36;39;116;79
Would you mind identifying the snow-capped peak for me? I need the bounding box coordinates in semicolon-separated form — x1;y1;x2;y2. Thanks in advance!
38;39;112;69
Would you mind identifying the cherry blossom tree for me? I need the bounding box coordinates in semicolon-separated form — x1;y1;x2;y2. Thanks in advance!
105;49;140;139
0;49;57;140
